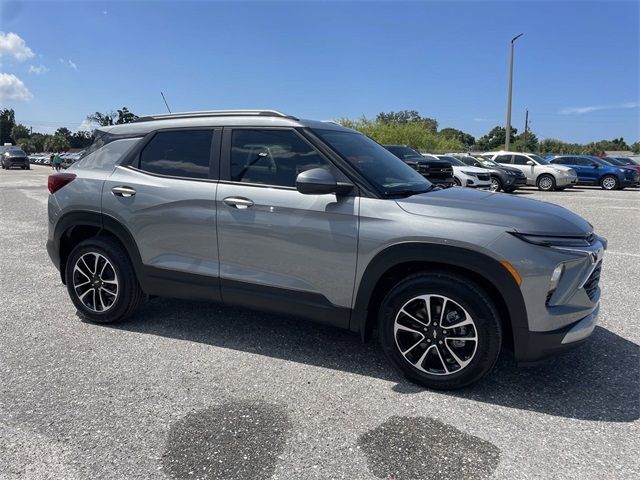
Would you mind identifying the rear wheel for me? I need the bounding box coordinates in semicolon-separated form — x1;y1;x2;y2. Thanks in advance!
65;237;144;324
378;272;502;390
600;175;619;190
536;174;555;191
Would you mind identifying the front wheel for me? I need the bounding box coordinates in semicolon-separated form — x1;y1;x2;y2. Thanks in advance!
536;174;556;191
453;177;462;186
489;176;502;192
600;175;619;190
65;237;144;324
378;272;502;390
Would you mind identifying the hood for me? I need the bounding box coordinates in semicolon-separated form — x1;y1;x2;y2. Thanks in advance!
549;164;574;173
451;165;487;174
409;158;451;167
396;187;592;236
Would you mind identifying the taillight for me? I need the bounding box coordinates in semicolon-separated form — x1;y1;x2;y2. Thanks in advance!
48;173;76;193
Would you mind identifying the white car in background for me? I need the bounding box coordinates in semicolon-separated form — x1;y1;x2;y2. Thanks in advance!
427;154;492;189
482;151;578;191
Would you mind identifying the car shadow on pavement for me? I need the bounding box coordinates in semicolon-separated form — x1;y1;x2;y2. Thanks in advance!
112;298;639;423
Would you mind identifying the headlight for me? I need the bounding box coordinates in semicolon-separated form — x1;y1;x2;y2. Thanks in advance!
461;170;478;177
510;232;594;248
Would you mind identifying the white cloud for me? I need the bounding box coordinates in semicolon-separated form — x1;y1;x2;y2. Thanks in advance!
0;32;35;61
28;64;48;75
559;102;639;115
59;58;78;71
0;73;33;101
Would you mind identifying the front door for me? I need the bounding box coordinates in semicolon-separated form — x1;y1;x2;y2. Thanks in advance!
216;127;359;328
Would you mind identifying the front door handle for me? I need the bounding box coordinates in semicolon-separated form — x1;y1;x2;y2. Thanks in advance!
111;186;137;197
223;196;254;209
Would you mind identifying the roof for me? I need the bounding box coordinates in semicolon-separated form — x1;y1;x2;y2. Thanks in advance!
99;110;353;136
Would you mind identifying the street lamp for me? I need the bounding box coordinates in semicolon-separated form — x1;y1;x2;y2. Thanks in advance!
505;33;523;151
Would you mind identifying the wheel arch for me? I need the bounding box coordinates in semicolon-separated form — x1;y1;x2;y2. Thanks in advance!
55;211;144;286
350;242;528;355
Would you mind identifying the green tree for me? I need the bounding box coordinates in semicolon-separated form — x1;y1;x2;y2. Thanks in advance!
339;116;463;152
87;106;138;127
439;127;475;149
70;131;93;149
55;127;73;142
44;135;70;152
16;138;35;153
115;107;138;124
0;108;16;145
11;124;31;142
631;141;640;154
473;126;518;151
376;110;438;133
30;133;46;152
511;131;539;152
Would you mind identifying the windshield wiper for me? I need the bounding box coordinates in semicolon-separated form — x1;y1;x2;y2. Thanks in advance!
385;186;433;198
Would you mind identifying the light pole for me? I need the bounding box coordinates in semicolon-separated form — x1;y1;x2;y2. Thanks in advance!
505;33;523;151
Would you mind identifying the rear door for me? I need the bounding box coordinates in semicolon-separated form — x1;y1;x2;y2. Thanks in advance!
215;127;359;328
102;128;221;299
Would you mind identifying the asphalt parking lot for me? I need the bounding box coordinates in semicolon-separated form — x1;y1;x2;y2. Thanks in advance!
1;165;638;480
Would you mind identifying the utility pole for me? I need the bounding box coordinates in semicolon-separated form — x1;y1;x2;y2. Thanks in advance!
523;109;529;151
505;33;523;151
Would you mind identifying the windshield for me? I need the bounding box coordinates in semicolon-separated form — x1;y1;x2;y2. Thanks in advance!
480;158;499;167
602;157;623;166
6;148;25;156
437;155;465;166
530;154;550;165
384;145;424;160
312;129;432;196
591;156;615;166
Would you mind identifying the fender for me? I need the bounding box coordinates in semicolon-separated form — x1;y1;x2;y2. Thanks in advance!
349;242;529;357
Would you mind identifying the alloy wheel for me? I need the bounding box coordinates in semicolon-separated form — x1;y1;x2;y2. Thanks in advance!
539;176;553;190
602;176;617;190
489;178;500;192
394;294;478;376
72;252;119;313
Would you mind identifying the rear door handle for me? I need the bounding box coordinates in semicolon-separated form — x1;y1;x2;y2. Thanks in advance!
111;186;137;197
223;196;254;209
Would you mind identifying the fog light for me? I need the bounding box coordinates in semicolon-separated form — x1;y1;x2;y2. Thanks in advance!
549;264;564;291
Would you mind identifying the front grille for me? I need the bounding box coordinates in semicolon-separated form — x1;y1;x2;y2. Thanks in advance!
423;165;453;179
583;261;602;301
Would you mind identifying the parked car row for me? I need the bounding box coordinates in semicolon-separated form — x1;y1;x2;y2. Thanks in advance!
24;151;86;168
382;146;638;192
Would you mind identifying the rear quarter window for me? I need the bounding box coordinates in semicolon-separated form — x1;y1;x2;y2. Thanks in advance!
70;138;141;172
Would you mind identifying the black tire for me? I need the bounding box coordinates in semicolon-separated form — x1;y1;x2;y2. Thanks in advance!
600;175;619;190
26;165;30;170
536;174;556;191
378;272;502;390
453;177;462;186
65;237;144;324
490;176;502;192
503;187;517;193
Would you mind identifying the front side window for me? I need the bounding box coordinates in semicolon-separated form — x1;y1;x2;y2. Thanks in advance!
312;129;431;196
140;130;212;179
230;129;330;187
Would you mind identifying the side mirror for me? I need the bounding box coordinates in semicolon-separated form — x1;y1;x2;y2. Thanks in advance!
526;160;535;165
295;168;353;195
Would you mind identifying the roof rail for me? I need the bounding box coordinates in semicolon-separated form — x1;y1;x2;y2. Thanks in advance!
135;109;299;123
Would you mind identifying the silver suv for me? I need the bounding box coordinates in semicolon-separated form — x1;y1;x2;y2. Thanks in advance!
46;110;606;389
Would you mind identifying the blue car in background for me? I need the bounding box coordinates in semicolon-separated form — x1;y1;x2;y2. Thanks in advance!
549;155;639;190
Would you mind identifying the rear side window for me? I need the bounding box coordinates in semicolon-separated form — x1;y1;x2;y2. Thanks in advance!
230;129;330;187
140;130;212;179
71;138;141;172
495;155;512;164
513;155;530;165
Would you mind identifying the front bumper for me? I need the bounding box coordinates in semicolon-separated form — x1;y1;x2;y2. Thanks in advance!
515;304;599;365
557;175;578;187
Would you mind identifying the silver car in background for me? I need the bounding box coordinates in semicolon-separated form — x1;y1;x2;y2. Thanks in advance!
482;151;578;191
46;110;606;390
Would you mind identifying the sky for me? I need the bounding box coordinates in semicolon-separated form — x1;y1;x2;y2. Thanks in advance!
0;0;638;144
